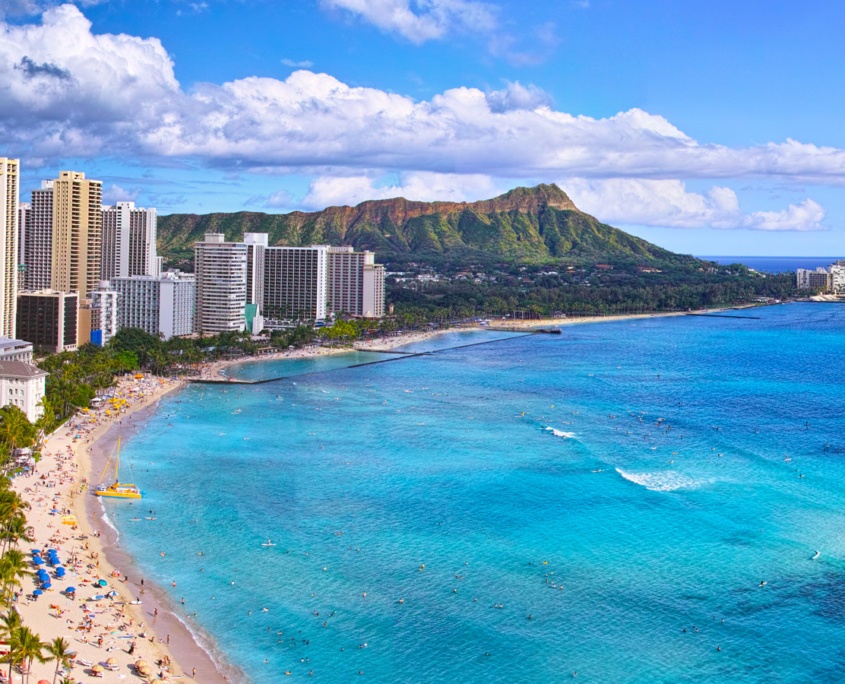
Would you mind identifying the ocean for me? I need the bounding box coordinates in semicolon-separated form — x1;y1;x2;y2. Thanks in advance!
104;305;845;683
698;255;844;273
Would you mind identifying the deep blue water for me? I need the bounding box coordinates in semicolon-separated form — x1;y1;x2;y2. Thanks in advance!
699;255;844;273
105;305;845;683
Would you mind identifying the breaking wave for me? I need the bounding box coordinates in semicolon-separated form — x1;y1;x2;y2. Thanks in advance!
615;468;706;492
544;427;576;439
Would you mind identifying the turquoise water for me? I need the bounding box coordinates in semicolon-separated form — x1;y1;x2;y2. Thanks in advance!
106;304;845;682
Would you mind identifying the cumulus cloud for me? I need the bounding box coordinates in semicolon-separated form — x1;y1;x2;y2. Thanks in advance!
485;81;552;113
563;178;826;231
102;183;141;204
320;0;497;44
302;172;500;209
0;6;839;231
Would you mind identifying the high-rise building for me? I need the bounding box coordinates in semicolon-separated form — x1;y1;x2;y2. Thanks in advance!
263;246;327;327
23;181;54;291
87;280;119;346
17;202;28;270
327;246;385;318
16;290;78;354
194;234;247;334
101;202;157;280
113;272;195;340
244;232;267;306
0;158;20;338
51;171;102;299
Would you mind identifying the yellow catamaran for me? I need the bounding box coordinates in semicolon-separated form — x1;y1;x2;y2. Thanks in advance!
94;437;142;499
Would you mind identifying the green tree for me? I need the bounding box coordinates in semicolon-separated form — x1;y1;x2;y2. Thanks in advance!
45;637;73;684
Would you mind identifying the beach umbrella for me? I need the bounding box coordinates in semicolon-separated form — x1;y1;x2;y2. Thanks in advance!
106;658;118;666
55;567;66;577
135;660;147;669
97;579;108;587
32;589;42;596
32;557;44;565
91;664;103;673
31;549;41;555
41;582;52;589
65;586;76;593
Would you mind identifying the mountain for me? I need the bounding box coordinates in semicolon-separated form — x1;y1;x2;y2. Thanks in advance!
157;184;692;265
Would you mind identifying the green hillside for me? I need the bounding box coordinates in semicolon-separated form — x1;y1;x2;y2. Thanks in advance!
157;184;695;266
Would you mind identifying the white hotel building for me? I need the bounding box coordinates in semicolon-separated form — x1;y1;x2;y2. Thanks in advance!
194;234;247;334
113;272;195;340
101;202;158;279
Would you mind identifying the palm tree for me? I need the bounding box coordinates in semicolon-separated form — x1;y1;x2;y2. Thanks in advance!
0;612;22;683
9;625;45;684
45;637;73;684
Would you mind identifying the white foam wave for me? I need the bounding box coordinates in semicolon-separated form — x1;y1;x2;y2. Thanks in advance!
615;468;705;492
97;498;120;542
171;610;244;682
544;427;576;439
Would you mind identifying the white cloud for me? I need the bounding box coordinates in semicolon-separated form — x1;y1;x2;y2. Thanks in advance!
281;58;314;68
0;6;839;232
320;0;497;44
563;178;826;232
302;172;500;209
102;183;140;204
485;81;552;113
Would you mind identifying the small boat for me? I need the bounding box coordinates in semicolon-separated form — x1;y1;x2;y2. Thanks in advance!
94;437;142;499
261;539;276;547
812;550;821;560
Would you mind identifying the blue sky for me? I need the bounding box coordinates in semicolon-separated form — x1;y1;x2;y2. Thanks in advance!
2;0;845;256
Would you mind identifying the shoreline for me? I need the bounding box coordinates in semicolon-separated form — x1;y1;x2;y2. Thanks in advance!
10;374;233;683
8;306;772;682
81;394;238;684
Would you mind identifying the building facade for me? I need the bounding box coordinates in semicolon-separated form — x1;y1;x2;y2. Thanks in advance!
327;246;385;318
23;180;54;291
113;272;195;340
51;171;102;299
0;158;20;339
194;233;247;334
101;202;157;280
0;361;47;423
88;280;120;346
263;245;327;327
797;267;833;292
17;202;28;274
16;290;78;354
0;338;33;363
244;232;267;307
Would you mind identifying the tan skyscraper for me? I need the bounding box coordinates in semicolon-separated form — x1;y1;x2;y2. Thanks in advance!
50;171;102;299
0;158;20;338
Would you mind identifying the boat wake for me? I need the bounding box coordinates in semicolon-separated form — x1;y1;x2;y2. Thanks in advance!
544;427;576;439
615;468;706;492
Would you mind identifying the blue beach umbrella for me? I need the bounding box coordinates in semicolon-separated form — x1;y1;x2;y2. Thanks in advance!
41;581;52;588
97;579;108;587
32;589;42;596
65;587;76;594
32;557;43;565
30;549;41;555
55;567;66;577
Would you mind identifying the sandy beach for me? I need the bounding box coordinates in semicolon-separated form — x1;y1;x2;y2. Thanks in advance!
9;374;233;683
